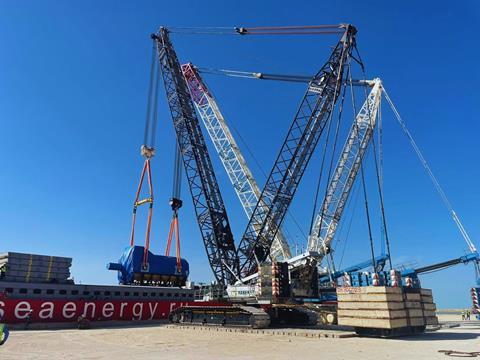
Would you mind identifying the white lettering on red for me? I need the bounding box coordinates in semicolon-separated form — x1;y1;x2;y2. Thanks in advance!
148;302;158;320
14;301;32;319
169;302;176;313
0;301;4;319
83;302;96;318
119;302;128;318
39;302;54;319
102;303;114;318
132;303;143;320
62;302;76;319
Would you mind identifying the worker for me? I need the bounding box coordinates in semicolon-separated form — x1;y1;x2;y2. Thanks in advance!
0;314;9;346
77;315;90;330
461;310;466;320
466;310;471;321
25;309;33;329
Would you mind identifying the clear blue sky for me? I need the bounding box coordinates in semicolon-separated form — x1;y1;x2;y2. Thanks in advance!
1;1;478;308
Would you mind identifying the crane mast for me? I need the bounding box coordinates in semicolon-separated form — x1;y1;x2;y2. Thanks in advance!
308;79;383;259
236;25;357;276
153;28;239;285
181;63;292;260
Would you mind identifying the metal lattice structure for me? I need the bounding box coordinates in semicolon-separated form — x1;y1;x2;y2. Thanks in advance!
181;63;292;260
307;79;383;256
236;25;357;276
153;28;239;285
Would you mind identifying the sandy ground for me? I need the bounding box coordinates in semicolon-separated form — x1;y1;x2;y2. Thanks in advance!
1;315;478;360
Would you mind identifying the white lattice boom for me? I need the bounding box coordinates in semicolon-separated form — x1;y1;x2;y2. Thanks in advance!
182;63;291;260
307;79;383;258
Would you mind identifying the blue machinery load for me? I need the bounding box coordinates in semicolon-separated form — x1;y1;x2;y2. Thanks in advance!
108;246;189;286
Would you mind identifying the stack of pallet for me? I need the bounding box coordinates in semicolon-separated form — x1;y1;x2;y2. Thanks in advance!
337;286;438;335
0;252;72;283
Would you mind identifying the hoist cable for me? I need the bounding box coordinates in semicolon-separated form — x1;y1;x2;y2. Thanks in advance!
321;75;349;275
150;60;160;149
336;182;361;270
356;67;393;269
172;142;182;199
225;112;308;242
143;40;157;146
382;89;477;254
360;161;377;270
312;60;351;279
370;135;392;268
347;62;377;271
314;63;350;243
308;93;336;236
377;100;386;255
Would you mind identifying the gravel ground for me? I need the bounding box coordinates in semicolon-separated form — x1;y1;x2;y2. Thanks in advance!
0;315;478;360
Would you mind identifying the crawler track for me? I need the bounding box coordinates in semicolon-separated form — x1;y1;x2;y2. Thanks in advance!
169;305;271;329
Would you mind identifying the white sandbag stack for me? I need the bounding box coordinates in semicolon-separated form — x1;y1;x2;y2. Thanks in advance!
0;252;72;283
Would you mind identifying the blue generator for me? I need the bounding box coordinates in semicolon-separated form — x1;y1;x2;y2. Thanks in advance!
107;246;189;286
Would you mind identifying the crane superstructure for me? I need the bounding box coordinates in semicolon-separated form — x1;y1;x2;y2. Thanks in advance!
181;63;291;261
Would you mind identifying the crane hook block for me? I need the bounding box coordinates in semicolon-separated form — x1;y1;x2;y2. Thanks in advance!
169;197;183;211
235;27;247;35
141;145;155;158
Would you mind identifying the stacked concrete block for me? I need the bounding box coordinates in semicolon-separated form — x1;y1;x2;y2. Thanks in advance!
337;286;438;331
419;288;438;325
0;252;72;283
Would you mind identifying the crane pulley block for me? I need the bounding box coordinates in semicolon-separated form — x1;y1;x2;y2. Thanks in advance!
141;145;155;158
169;197;183;212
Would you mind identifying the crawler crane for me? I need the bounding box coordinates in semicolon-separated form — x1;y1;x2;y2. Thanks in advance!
153;24;358;327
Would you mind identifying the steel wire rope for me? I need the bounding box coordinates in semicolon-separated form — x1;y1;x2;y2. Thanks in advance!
312;60;352;277
172;142;182;199
347;61;377;271
308;87;338;237
150;57;160;149
167;25;345;36
355;70;393;270
351;44;392;269
383;88;479;279
382;89;477;254
331;126;376;266
218;104;309;243
144;40;158;146
336;181;362;270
